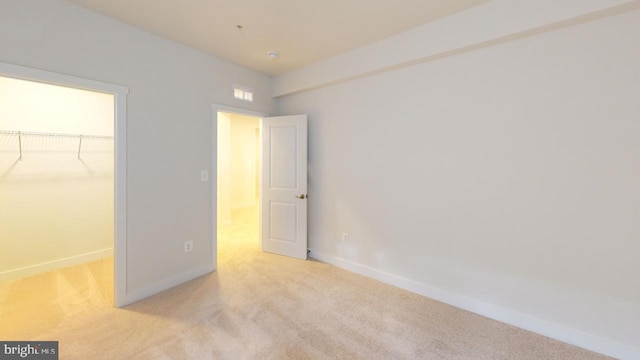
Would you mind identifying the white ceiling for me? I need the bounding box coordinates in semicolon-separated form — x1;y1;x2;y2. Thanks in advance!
65;0;486;76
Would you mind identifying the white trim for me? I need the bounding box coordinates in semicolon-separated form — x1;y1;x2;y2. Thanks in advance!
0;61;129;308
113;84;128;308
210;104;268;273
0;62;128;95
212;104;268;118
0;248;113;283
309;250;640;360
120;265;215;306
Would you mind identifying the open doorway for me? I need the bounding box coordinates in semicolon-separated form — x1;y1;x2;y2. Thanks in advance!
0;76;117;331
0;62;128;321
212;106;309;263
216;110;262;255
0;75;115;277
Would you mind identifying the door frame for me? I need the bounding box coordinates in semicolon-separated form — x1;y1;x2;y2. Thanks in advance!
0;61;129;307
211;104;268;267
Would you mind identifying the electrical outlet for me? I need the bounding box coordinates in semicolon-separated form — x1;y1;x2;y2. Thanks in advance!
200;170;209;182
184;241;194;253
341;233;349;243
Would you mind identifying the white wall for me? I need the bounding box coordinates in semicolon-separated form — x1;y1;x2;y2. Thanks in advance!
273;0;638;97
0;76;114;135
0;0;274;301
0;76;114;281
230;114;260;209
217;112;260;227
276;7;640;359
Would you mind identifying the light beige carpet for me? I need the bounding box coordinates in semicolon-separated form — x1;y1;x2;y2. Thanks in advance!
0;207;611;359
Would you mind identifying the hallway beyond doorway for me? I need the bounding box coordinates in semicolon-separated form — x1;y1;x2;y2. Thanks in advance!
218;206;260;254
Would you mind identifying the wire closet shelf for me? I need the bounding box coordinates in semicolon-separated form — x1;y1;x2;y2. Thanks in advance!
0;130;114;160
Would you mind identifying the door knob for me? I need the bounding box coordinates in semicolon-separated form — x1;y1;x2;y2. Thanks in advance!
295;194;307;199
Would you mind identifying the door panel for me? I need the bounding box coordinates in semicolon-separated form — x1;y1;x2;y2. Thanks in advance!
261;115;308;259
269;125;298;189
269;202;297;242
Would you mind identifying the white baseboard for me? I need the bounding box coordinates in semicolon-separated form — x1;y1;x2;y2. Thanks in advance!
117;264;215;307
0;248;113;283
309;250;640;360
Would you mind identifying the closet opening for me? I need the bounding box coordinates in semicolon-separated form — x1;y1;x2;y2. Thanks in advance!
0;63;128;316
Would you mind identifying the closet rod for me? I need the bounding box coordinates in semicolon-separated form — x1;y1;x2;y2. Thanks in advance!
0;130;113;139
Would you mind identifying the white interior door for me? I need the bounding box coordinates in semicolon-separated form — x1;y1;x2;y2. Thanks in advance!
261;115;308;259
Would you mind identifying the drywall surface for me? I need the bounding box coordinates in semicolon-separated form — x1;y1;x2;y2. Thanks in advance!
0;76;114;281
217;112;260;227
273;0;638;97
0;76;114;136
230;114;259;209
0;0;273;299
277;8;640;358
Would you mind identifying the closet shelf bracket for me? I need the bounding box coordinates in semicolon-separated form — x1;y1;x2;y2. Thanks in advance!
77;135;83;160
18;131;23;161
